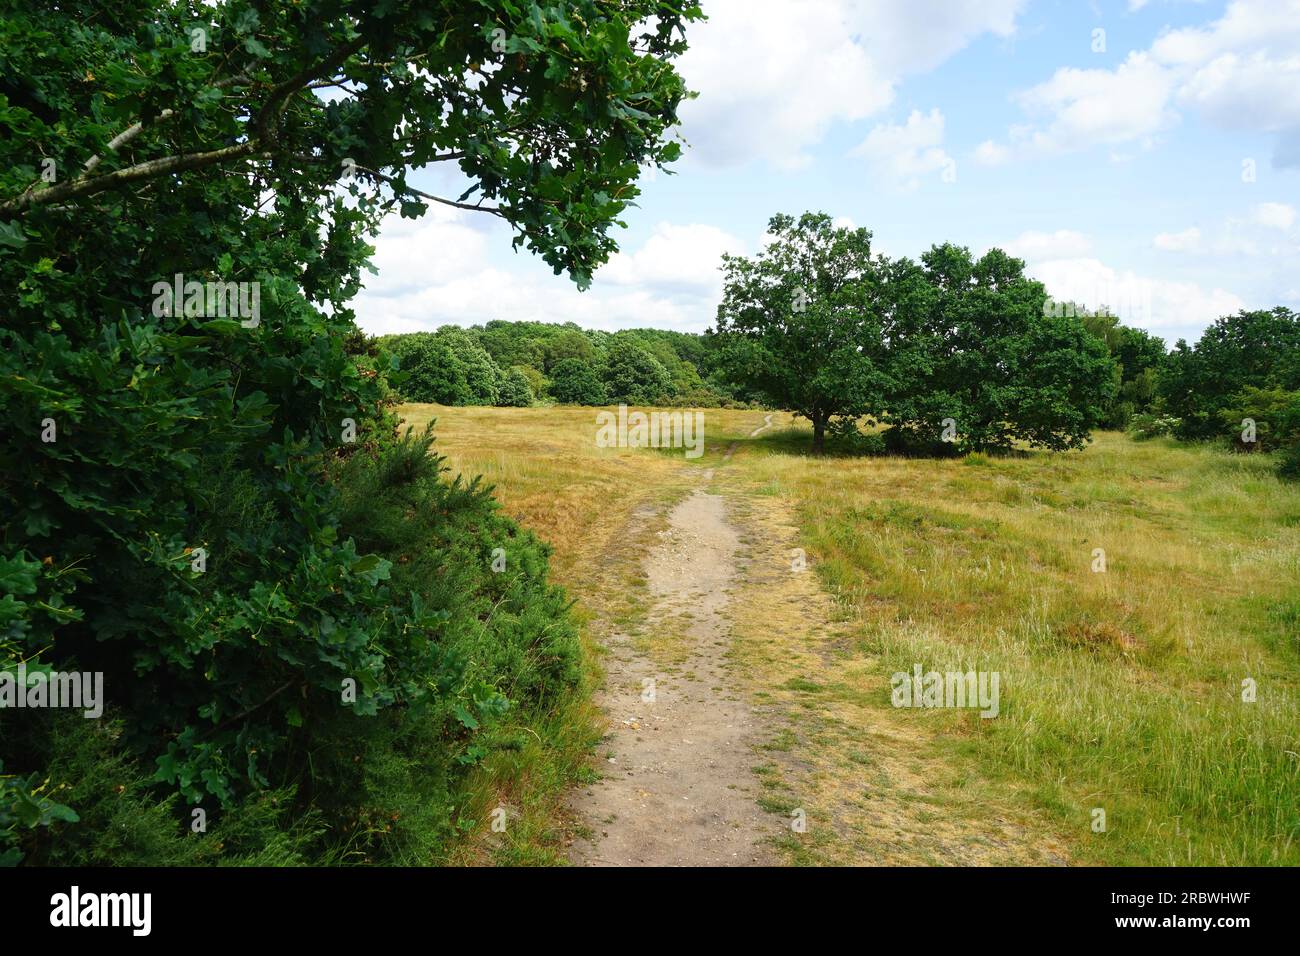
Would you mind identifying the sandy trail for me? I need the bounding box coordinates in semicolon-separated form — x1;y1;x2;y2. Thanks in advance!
566;484;780;866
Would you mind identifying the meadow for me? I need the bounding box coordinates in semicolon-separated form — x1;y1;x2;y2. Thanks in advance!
404;403;1300;866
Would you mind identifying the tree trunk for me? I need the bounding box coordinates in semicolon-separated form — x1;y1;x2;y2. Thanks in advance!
812;414;826;455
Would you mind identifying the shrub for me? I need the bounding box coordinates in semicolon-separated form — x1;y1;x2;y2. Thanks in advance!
324;427;582;862
1279;442;1300;481
1217;386;1300;451
385;330;501;405
496;367;536;407
600;337;675;405
828;419;887;456
1128;413;1181;440
549;358;608;405
514;365;548;400
1161;308;1300;440
0;0;698;866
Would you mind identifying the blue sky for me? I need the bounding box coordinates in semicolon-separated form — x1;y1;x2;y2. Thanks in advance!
354;0;1300;347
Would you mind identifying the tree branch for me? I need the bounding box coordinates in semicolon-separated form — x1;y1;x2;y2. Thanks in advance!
348;164;505;216
82;75;253;176
0;38;365;217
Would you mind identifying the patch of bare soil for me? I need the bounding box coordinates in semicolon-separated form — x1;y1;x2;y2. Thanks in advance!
567;485;782;866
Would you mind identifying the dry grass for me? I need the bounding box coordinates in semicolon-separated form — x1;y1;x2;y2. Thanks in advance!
405;403;1300;866
400;404;711;863
730;425;1300;865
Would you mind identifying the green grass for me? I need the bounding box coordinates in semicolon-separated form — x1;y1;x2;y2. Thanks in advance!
731;427;1300;865
404;404;1300;866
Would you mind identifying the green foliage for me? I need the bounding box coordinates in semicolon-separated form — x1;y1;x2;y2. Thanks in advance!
0;756;79;866
496;366;536;407
1160;308;1300;439
1279;441;1300;481
324;427;582;862
1078;311;1167;428
827;420;887;456
513;364;548;400
0;0;697;863
1128;413;1181;440
542;328;600;371
1157;309;1300;478
714;213;888;452
885;245;1117;453
1217;386;1300;451
6;714;320;866
714;214;1117;454
384;322;744;406
600;336;675;404
382;329;502;405
548;357;608;405
0;0;703;286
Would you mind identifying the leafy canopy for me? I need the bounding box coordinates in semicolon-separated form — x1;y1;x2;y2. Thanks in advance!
0;0;700;830
713;213;1117;454
714;212;888;451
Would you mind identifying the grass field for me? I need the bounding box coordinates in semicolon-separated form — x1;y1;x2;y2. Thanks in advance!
402;403;1300;866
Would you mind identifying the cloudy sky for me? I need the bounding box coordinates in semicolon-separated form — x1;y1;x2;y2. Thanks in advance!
355;0;1300;347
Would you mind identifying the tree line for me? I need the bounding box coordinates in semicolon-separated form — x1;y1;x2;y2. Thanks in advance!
375;212;1298;475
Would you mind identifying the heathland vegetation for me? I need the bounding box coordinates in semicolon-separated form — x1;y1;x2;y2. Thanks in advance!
2;0;1296;869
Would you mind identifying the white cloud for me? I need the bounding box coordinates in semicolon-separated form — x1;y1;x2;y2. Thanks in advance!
1146;204;1300;264
1153;226;1202;251
1009;53;1178;154
1004;229;1093;259
973;139;1011;165
851;108;954;189
1028;256;1244;335
601;222;745;294
1251;202;1297;230
1150;0;1300;66
983;0;1300;164
1177;52;1300;133
358;207;491;296
676;0;1026;168
353;212;745;335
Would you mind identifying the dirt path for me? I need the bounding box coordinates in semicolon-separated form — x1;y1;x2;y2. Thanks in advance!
566;414;1069;867
566;479;781;866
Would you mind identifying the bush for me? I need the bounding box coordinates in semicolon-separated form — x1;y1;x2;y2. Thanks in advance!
882;425;959;458
548;358;608;405
1279;442;1300;481
324;427;582;862
600;337;674;405
1161;308;1300;440
514;365;548;400
385;330;501;405
496;367;536;407
828;419;887;456
3;427;585;866
1217;386;1300;452
5;714;320;867
1128;413;1181;440
0;0;698;866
